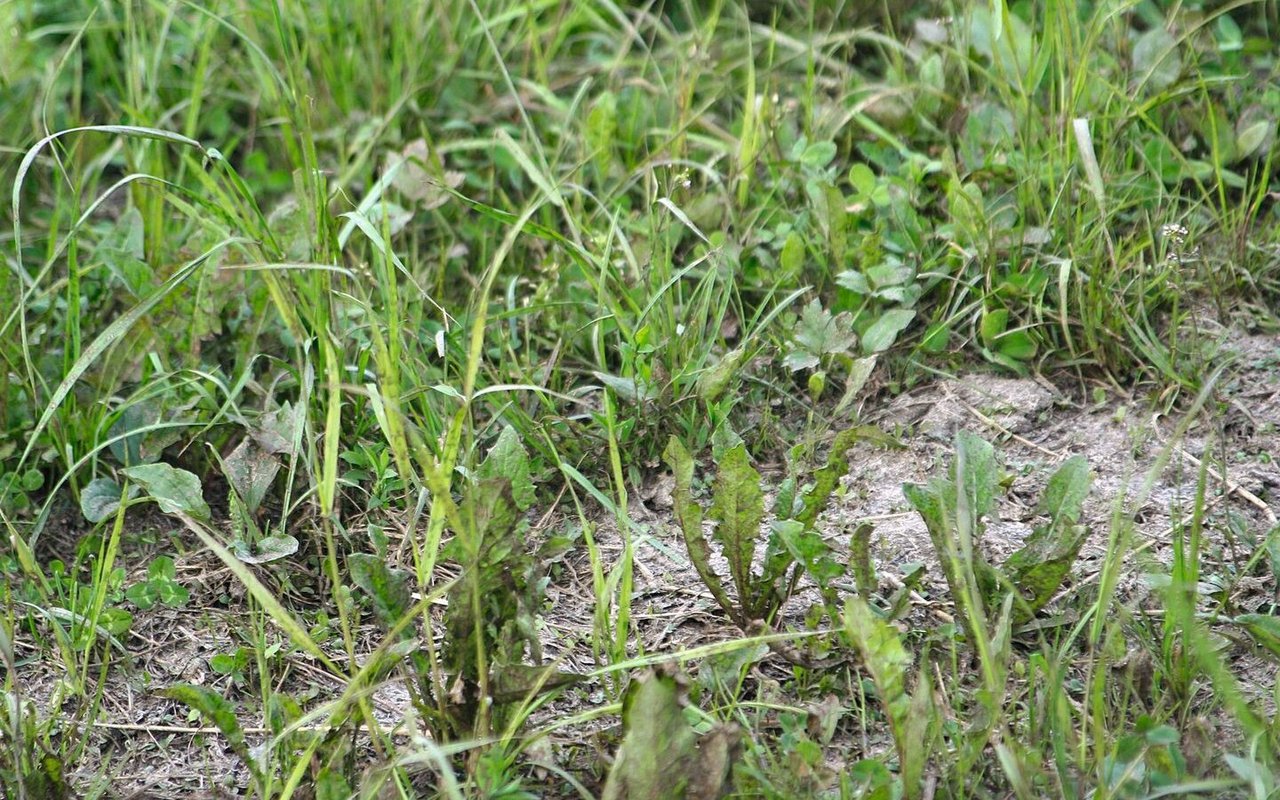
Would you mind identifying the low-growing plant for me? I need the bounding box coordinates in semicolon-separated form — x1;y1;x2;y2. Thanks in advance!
904;430;1092;639
123;555;189;611
663;427;874;630
842;596;939;800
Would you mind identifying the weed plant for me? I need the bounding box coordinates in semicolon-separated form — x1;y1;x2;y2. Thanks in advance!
3;1;1280;797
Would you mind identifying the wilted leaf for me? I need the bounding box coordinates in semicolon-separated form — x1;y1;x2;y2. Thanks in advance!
594;371;658;402
366;201;413;236
696;347;746;403
833;356;878;416
109;401;180;466
255;401;302;455
1003;523;1089;619
390;139;462;210
602;665;741;800
490;663;586;703
122;463;210;520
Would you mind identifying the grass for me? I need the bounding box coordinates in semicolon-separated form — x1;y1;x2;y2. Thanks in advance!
3;0;1280;797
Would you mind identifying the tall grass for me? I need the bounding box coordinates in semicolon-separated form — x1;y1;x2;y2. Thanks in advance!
3;0;1279;796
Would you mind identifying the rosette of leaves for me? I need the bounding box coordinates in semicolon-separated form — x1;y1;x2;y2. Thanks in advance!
663;428;865;628
439;427;575;735
904;431;1092;639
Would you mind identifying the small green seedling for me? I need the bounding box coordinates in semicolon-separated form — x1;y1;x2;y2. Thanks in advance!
124;556;189;610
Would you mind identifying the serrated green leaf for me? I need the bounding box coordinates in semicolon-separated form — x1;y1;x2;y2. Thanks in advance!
773;520;843;587
845;596;925;793
849;522;877;599
796;427;862;530
663;437;735;620
954;430;997;520
163;684;256;781
708;445;765;619
786;299;857;372
122;463;210;520
478;426;536;511
1036;456;1091;526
